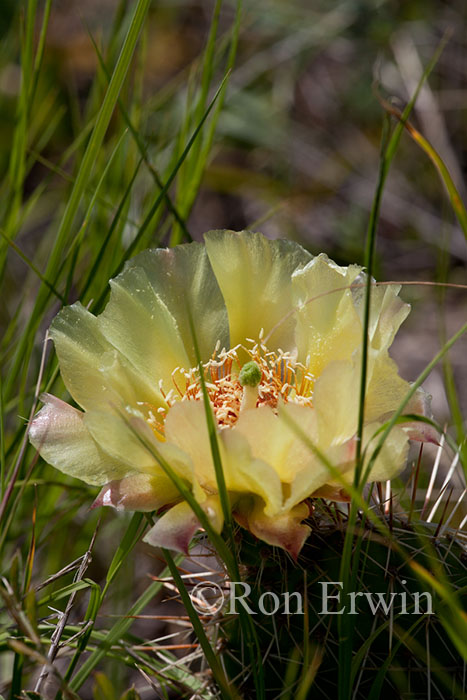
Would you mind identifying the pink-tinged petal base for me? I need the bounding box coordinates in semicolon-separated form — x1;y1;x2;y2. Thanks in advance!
143;496;225;554
92;473;180;512
143;502;200;554
235;501;311;560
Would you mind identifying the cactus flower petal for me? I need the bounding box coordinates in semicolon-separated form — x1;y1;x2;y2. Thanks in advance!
163;400;283;514
92;473;180;512
29;394;131;485
362;423;410;482
292;254;363;375
235;500;311;561
143;502;201;554
49;304;160;412
143;495;225;554
98;243;229;373
313;351;413;448
205;230;311;351
403;387;439;444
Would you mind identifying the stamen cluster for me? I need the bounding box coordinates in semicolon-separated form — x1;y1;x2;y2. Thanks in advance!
147;333;315;434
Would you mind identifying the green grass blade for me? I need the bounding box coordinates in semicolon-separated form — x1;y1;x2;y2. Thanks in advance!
0;228;64;302
2;0;37;239
337;37;451;699
91;71;230;314
85;26;192;243
162;548;236;700
103;513;145;594
41;0;150;285
79;157;144;302
385;104;467;244
186;307;232;533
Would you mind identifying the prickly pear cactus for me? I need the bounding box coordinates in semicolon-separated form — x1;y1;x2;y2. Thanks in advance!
216;502;467;699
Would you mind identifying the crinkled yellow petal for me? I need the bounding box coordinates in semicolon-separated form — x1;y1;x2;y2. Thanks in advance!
83;408;159;473
112;243;229;364
205;230;311;352
292;254;362;373
284;452;354;512
164;400;283;515
365;351;412;421
313;350;412;447
317;422;409;496
293;259;410;375
165;402;285;514
361;422;409;482
164;401;217;492
50;303;161;411
98;268;192;398
93;473;181;511
221;429;283;516
276;403;356;509
352;281;410;352
156;441;207;505
233;404;319;482
29;394;131;485
313;359;359;446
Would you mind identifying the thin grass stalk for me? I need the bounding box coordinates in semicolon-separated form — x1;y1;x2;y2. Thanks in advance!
337;116;390;700
92;71;230;313
162;548;237;700
384;103;467;243
80;157;145;302
185;304;266;697
336;37;451;697
0;229;64;303
86;28;192;243
186;306;232;533
170;0;222;246
1;0;38;253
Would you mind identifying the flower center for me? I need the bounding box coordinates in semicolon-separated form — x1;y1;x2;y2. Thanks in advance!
139;337;314;438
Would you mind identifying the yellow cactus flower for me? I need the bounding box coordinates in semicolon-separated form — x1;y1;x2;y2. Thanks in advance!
29;230;434;558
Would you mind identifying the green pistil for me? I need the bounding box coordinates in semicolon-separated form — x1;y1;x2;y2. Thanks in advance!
239;361;262;388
